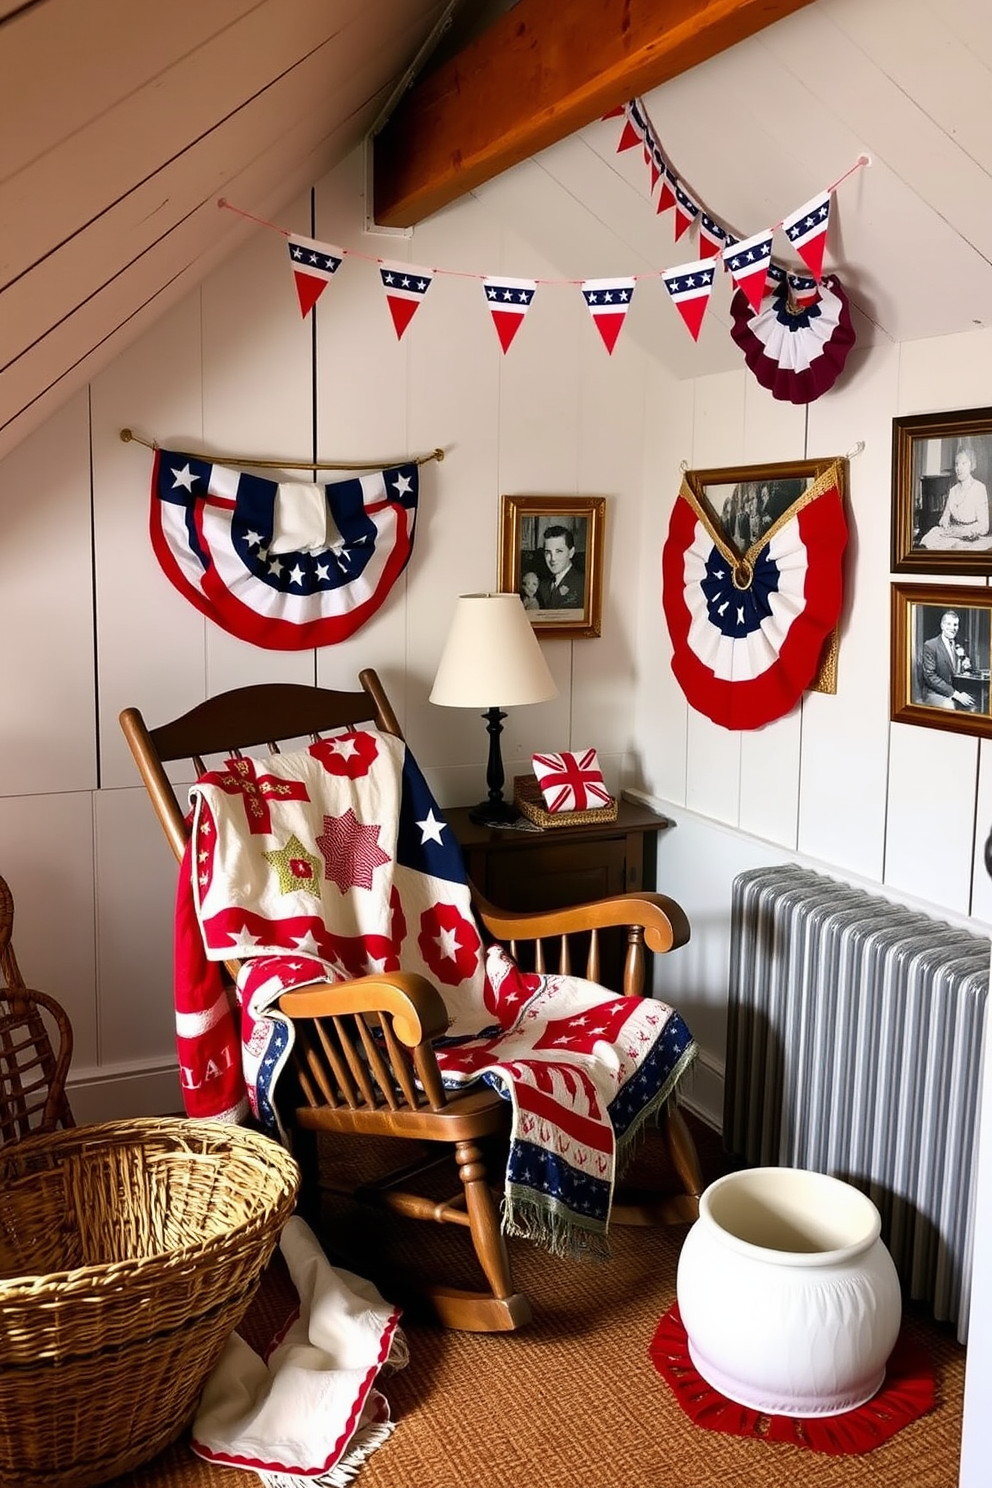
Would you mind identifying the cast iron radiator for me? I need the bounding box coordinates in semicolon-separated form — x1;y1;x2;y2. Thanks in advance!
724;864;990;1343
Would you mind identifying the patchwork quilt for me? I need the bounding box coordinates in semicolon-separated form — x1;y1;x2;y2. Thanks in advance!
173;726;697;1255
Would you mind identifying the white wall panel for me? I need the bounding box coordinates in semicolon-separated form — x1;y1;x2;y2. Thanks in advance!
0;391;96;796
0;791;97;1070
896;326;992;416
313;156;414;713
200;191;318;696
632;362;692;802
94;785;179;1070
885;721;979;912
796;344;899;878
91;291;207;787
972;741;992;921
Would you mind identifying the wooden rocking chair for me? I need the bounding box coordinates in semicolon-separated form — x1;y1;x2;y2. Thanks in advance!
0;875;74;1144
120;670;702;1332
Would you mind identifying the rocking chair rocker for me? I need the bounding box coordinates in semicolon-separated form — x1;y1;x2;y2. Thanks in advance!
120;670;702;1332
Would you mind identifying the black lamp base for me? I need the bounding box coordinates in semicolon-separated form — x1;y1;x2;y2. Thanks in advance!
468;797;521;828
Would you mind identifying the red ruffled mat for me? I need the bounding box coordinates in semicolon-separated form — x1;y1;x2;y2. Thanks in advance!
649;1303;935;1455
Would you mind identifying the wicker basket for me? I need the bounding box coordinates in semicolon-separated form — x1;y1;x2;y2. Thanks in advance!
0;1117;300;1488
513;773;619;829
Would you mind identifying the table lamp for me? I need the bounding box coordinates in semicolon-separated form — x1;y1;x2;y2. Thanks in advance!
430;592;558;825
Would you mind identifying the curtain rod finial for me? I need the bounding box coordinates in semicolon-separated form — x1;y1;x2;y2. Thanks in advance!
120;428;133;443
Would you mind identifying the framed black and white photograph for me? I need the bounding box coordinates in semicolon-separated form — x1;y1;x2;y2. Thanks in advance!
683;456;842;559
891;406;992;574
891;582;992;738
498;495;605;639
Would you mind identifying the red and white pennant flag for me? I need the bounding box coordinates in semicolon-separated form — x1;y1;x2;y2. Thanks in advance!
662;259;716;342
482;276;536;353
532;749;611;813
287;234;343;318
782;190;832;281
722;228;774;313
378;260;434;340
581;277;635;355
673;181;700;243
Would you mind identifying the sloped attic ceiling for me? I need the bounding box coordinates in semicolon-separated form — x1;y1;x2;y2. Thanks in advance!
3;0;992;464
376;0;992;383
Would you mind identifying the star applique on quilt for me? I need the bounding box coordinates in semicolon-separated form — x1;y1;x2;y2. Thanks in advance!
263;833;322;897
316;809;390;893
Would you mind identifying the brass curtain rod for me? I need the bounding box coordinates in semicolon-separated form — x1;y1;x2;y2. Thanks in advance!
119;428;444;471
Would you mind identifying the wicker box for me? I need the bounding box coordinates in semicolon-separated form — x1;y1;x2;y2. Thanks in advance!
513;773;618;829
0;1117;299;1488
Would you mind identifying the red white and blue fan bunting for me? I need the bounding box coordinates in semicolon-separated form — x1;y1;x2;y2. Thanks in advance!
379;261;434;340
483;276;536;353
661;461;847;730
150;449;419;649
581;277;635;354
287;235;343;318
729;274;856;405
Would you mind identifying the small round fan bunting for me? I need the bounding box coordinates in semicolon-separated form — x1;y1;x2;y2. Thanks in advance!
730;275;856;404
649;1303;936;1455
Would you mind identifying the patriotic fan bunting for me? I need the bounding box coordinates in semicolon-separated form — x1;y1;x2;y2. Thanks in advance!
379;261;434;340
782;190;832;281
287;235;343;318
729;275;856;404
150;448;419;649
661;461;848;730
722;229;774;314
531;749;611;813
582;277;635;354
482;276;536;353
662;260;716;342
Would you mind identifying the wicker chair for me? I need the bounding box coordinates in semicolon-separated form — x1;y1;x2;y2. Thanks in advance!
0;874;74;1144
120;669;703;1332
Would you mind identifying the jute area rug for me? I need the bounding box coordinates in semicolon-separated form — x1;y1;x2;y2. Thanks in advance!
113;1124;965;1488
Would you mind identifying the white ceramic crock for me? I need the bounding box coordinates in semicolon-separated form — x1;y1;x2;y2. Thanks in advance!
676;1166;902;1417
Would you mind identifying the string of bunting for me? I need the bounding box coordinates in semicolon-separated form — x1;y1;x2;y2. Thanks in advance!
218;118;867;357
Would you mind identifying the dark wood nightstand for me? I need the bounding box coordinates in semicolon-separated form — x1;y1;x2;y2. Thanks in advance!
447;798;671;914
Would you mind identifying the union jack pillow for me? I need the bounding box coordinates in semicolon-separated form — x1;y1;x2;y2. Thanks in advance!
531;748;611;813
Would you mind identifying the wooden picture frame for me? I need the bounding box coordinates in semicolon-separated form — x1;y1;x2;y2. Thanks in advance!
498;495;605;639
684;456;839;553
891;406;992;574
890;582;992;738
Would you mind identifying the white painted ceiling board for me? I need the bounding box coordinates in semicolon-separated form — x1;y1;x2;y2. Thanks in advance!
4;0;992;464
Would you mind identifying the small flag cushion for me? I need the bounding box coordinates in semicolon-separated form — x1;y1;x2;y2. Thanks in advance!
531;749;611;813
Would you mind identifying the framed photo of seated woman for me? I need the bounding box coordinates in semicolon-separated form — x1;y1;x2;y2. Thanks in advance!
892;406;992;574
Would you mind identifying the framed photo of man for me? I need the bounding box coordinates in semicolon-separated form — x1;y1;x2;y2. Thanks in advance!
498;495;605;639
891;406;992;575
891;582;992;738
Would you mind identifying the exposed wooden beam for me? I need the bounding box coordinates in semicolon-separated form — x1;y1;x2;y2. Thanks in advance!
373;0;816;226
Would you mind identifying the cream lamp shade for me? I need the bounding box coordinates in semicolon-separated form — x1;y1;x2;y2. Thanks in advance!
430;593;558;823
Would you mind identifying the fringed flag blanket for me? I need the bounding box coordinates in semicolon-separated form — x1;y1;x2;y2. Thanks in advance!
173;726;697;1256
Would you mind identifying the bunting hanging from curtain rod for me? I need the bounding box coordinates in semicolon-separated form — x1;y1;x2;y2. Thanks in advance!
121;431;437;650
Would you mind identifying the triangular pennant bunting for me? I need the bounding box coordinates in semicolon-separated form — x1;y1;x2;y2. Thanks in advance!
722;229;774;313
287;235;344;318
782;190;832;281
378;261;434;340
662;260;716;342
482;276;536;353
698;213;729;261
673;182;700;242
581;277;635;354
616;116;642;152
656;166;677;215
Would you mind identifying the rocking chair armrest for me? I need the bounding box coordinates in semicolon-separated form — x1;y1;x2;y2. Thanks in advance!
277;970;450;1048
473;889;691;955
